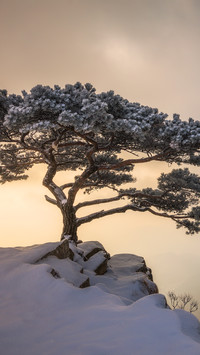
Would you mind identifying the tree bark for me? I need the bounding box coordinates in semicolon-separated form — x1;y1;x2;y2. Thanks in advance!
43;161;78;242
60;165;98;242
61;204;78;242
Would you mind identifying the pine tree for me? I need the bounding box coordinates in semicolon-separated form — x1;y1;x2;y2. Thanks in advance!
1;83;200;242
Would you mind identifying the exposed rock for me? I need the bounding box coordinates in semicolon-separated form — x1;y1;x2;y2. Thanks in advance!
50;268;60;279
88;271;158;304
38;255;89;288
34;240;157;301
141;278;159;295
146;267;153;281
36;239;74;262
108;254;149;277
79;277;90;288
77;241;110;260
94;258;107;275
85;252;158;303
77;251;108;275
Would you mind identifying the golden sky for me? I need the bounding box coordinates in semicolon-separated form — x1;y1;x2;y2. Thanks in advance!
1;0;200;312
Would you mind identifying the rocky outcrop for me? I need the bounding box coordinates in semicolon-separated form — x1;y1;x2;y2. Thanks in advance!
84;251;108;275
36;239;74;262
77;241;110;260
71;240;109;275
35;239;158;302
88;252;158;303
108;254;154;281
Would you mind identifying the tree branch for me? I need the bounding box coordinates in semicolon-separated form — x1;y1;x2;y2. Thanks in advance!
44;195;58;206
75;195;124;211
42;150;67;203
57;160;83;166
76;203;188;227
72;128;98;147
67;165;98;206
144;207;187;219
58;141;87;148
60;181;103;191
60;183;74;190
77;204;139;226
75;191;164;211
97;151;170;170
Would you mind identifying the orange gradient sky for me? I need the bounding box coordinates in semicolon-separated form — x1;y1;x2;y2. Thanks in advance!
1;0;200;314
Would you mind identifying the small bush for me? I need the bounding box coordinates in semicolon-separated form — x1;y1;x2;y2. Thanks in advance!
168;291;198;313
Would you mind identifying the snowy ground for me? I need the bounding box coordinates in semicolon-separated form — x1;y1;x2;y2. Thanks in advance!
0;242;200;355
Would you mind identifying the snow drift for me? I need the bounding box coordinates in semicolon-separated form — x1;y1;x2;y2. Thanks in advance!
0;239;199;355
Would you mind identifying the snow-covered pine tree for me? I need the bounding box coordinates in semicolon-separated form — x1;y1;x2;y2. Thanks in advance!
1;83;200;242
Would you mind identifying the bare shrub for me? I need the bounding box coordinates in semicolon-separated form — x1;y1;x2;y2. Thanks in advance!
168;291;198;313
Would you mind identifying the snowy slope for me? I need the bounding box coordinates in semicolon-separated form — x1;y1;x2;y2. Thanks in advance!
0;242;200;355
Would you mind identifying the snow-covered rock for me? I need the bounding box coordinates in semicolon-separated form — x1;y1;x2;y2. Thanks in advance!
77;240;110;260
108;253;153;278
37;255;90;288
35;240;157;298
71;240;109;275
0;241;200;354
83;250;108;275
36;238;74;261
86;253;158;304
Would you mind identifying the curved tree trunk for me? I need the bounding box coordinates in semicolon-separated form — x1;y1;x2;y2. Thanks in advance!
61;204;78;242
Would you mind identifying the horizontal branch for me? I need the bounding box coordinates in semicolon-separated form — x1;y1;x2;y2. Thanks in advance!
75;195;123;211
75;191;164;211
145;207;187;220
76;203;188;227
77;204;144;226
58;141;87;148
97;152;169;170
60;181;103;191
57;160;83;166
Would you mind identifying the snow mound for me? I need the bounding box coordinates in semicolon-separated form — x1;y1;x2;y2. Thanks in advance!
0;241;200;355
